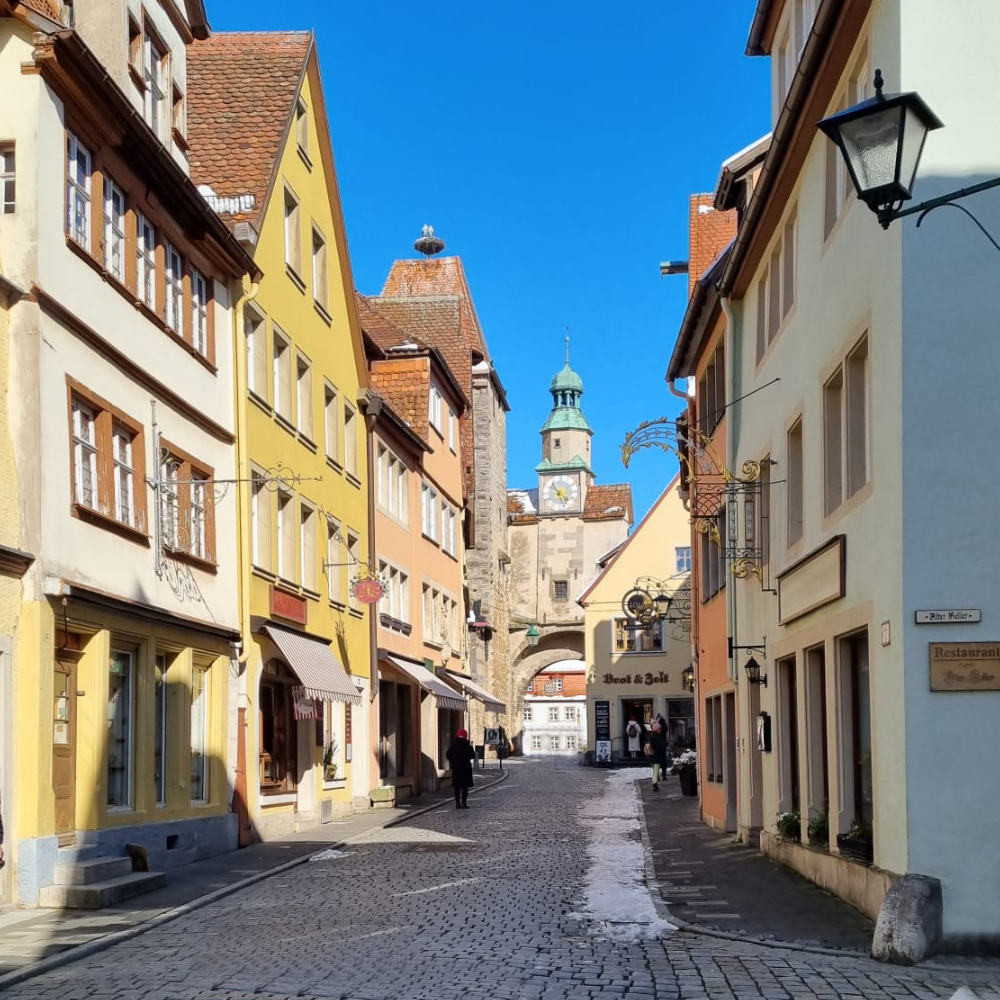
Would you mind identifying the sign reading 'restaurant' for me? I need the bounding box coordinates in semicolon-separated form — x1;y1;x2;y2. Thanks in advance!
602;671;670;686
929;642;1000;691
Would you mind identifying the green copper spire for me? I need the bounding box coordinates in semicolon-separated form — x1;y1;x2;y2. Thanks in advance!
540;336;592;434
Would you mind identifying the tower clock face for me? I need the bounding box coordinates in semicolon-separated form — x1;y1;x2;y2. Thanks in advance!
544;475;579;512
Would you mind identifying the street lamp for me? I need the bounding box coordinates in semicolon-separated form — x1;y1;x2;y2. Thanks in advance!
682;664;695;693
653;592;672;618
526;623;541;647
743;655;768;688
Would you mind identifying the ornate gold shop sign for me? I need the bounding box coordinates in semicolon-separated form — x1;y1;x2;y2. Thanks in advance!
602;671;670;686
929;642;1000;691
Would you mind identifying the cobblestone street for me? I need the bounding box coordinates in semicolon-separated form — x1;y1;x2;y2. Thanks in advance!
2;759;999;1000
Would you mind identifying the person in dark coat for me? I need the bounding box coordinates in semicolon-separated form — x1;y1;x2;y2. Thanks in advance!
649;721;669;792
445;729;476;809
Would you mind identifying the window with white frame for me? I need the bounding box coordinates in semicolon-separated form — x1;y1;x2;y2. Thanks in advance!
295;98;309;158
103;178;126;282
189;471;207;559
697;341;726;435
421;483;439;541
552;677;564;692
277;489;295;581
312;226;328;311
378;444;407;520
448;407;456;452
136;212;156;309
523;704;532;722
296;353;313;438
190;267;209;357
142;27;168;141
72;399;98;509
565;705;577;722
251;468;272;571
531;735;542;751
343;404;358;476
824;48;871;238
378;561;410;623
676;546;692;573
824;334;870;514
347;531;360;610
160;455;179;548
787;417;804;545
165;243;183;334
273;328;292;422
67;132;92;250
190;663;209;802
548;736;560;752
153;653;168;805
566;735;578;750
111;422;135;527
107;648;134;808
283;185;301;275
428;384;443;434
327;517;344;604
754;209;797;363
324;383;339;463
246;307;267;400
300;502;316;592
548;706;559;722
1;144;14;214
442;505;457;556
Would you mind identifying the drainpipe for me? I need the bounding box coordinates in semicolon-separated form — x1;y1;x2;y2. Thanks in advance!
360;393;382;798
231;276;259;848
721;294;739;689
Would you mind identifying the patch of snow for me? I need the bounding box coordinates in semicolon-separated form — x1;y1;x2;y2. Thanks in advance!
573;768;675;941
311;848;348;861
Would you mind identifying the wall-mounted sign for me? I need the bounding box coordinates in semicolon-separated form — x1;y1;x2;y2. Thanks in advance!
881;621;891;647
776;535;845;625
484;727;501;746
352;578;385;604
916;609;981;624
595;740;612;762
594;700;610;742
270;586;308;625
929;642;1000;691
602;671;669;686
755;711;772;752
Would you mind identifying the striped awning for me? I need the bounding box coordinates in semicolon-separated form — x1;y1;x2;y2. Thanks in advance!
444;670;506;715
261;624;362;706
384;655;468;713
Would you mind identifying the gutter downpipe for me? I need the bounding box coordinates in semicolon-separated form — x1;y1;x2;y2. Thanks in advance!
232;276;259;848
721;294;739;689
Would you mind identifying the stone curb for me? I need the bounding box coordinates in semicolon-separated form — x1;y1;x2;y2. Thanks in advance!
635;784;1000;974
0;768;510;992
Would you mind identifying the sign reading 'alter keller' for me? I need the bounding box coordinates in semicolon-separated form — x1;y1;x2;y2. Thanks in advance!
929;642;1000;691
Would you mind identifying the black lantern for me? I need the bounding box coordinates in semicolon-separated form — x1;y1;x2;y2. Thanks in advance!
743;655;767;687
818;69;943;228
653;592;672;618
682;664;695;693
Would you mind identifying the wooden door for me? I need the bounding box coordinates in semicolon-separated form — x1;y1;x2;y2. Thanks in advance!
52;660;77;843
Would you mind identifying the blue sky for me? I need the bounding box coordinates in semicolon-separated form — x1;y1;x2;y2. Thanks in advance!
212;2;772;522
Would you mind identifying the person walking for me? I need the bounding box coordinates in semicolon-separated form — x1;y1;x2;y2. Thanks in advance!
446;729;476;809
649;720;669;791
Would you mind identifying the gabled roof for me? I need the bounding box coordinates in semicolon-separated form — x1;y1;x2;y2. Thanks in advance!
582;483;634;524
578;475;679;606
187;32;312;228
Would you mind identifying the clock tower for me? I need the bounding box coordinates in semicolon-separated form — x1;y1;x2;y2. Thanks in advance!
536;339;593;516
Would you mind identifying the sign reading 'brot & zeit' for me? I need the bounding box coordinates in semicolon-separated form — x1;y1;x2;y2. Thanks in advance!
929;642;1000;691
916;609;981;624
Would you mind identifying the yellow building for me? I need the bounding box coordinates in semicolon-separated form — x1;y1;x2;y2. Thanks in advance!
188;32;372;838
578;476;695;763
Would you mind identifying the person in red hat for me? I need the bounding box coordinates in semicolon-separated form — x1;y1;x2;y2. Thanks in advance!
445;728;476;809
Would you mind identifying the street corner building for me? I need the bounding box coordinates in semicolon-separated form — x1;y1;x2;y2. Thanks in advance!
663;0;1000;954
506;348;633;750
361;250;511;754
577;477;695;765
0;0;260;906
186;30;373;839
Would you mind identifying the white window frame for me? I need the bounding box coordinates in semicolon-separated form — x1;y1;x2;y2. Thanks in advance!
143;29;167;141
67;131;92;250
447;407;456;452
107;649;135;810
421;483;439;542
190;663;209;803
428;384;443;434
165;242;183;334
327;517;344;604
72;399;98;508
136;212;156;310
111;423;135;527
191;267;209;357
531;735;542;751
0;144;14;214
296;352;313;437
189;472;207;559
103;178;126;282
548;706;559;722
277;489;295;582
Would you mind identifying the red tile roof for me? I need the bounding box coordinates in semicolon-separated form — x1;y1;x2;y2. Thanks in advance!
356;293;410;352
688;195;737;294
16;0;61;20
583;483;634;523
369;358;430;443
187;32;310;227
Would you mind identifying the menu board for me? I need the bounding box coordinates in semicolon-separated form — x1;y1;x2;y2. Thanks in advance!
594;700;610;742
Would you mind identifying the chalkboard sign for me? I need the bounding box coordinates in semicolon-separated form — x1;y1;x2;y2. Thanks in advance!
594;700;610;743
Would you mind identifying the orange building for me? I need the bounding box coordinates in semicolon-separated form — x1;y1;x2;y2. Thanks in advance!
358;297;470;798
666;148;764;831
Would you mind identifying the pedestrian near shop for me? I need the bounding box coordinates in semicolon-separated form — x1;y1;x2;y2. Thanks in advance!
649;721;669;791
446;729;476;809
625;716;643;758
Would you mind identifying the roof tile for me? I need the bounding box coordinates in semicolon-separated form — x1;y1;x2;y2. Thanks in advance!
583;483;634;523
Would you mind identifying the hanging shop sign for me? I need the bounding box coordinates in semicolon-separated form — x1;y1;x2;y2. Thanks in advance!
601;671;670;686
915;609;981;624
293;693;321;720
352;577;385;605
929;642;1000;691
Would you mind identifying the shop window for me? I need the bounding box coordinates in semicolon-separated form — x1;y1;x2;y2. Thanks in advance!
108;649;135;809
190;663;209;802
805;645;829;827
777;656;800;812
259;662;296;793
838;630;872;828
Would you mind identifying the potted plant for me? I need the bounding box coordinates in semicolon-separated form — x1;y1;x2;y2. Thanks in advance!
670;750;698;797
807;808;829;848
836;818;873;864
323;739;338;781
776;809;801;842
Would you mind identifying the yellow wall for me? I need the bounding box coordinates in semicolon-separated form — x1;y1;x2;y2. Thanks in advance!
236;55;371;828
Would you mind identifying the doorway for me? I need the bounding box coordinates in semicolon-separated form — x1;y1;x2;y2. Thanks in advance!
53;658;78;844
724;692;737;831
621;698;652;759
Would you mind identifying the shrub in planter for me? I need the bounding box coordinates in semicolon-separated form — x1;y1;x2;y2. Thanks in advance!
776;809;801;841
836;818;873;864
807;808;829;847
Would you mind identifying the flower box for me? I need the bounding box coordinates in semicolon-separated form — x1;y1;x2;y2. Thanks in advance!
836;833;873;865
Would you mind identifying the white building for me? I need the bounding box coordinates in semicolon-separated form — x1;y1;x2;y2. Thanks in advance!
522;661;587;755
696;0;1000;952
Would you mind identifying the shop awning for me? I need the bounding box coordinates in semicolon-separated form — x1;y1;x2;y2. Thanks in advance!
261;624;362;706
444;670;506;715
384;655;468;713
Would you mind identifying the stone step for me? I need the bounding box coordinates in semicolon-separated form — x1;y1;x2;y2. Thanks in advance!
51;855;133;885
39;870;166;909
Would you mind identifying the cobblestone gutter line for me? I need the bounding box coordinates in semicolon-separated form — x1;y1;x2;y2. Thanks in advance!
0;769;510;993
635;782;1000;977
